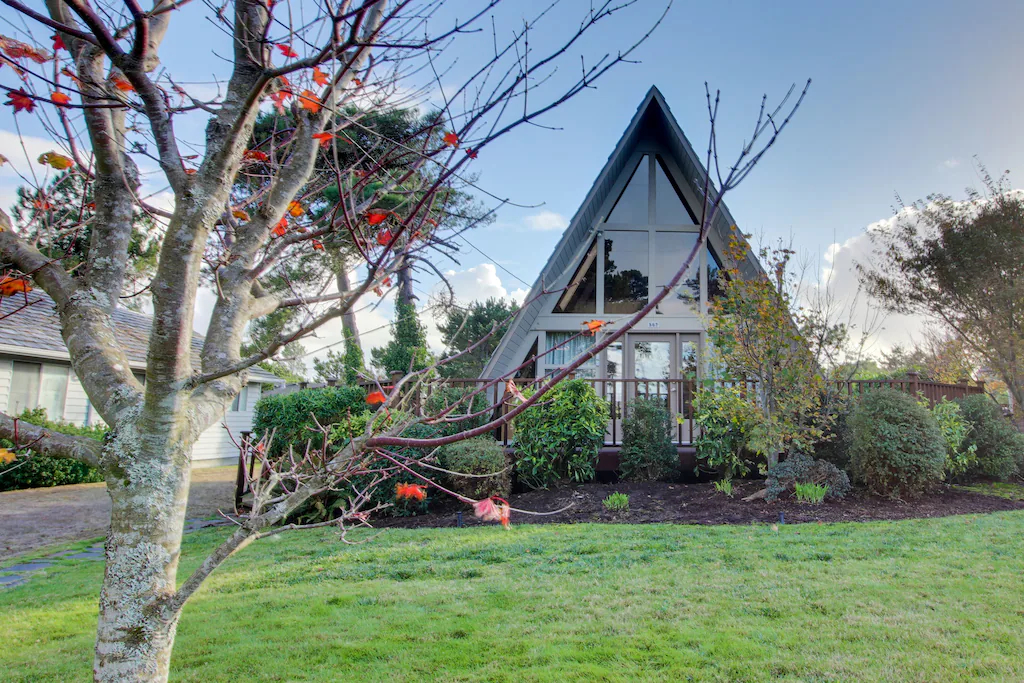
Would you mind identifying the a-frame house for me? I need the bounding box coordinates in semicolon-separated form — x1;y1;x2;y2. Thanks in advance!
482;86;766;445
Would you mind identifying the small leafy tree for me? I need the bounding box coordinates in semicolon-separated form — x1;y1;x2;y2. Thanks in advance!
437;297;517;377
922;398;977;480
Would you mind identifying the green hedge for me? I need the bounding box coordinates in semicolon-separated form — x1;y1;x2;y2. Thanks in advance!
252;385;369;458
438;437;510;501
619;396;678;481
956;395;1024;480
0;408;106;491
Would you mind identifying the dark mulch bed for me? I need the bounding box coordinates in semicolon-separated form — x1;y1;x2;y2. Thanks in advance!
377;480;1024;529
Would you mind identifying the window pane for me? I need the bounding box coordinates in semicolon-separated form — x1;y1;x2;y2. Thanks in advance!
39;365;68;421
707;243;727;300
655;157;694;225
603;231;648;314
605;341;623;378
679;339;698;379
633;340;671;380
653;232;699;315
607;156;649;224
554;240;597;314
545;331;596;374
9;362;40;415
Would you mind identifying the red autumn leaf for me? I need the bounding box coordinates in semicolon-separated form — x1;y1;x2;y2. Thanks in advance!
312;66;329;86
373;286;383;296
50;91;71;106
376;228;393;246
271;217;287;237
473;497;500;522
382;276;392;287
396;483;427;502
311;240;324;250
466;148;478;159
0;36;51;64
312;132;333;148
352;78;363;87
287;201;304;217
85;202;95;210
425;218;438;227
583;319;606;335
52;33;65;51
276;44;298;58
0;276;32;296
6;89;34;113
366;390;386;405
366;211;388;226
297;89;320;114
184;168;197;175
499;502;511;529
506;379;526;403
442;131;459;147
243;149;270;163
111;76;134;92
352;169;366;178
33;198;52;211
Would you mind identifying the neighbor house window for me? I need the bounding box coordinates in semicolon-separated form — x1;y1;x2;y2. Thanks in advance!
9;361;68;420
230;385;249;412
545;332;597;378
603;230;649;314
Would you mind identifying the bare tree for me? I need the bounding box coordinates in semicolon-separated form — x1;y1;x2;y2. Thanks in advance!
0;0;807;679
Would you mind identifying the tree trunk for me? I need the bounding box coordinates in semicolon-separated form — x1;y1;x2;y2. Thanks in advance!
93;422;192;683
336;264;362;352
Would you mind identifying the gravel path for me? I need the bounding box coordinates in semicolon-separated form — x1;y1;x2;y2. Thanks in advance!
0;466;237;559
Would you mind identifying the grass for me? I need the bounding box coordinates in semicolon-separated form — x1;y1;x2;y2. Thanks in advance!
4;513;1024;681
954;481;1024;501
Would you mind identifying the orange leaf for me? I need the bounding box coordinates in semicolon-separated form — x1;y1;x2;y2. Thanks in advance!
376;228;393;246
366;211;388;226
272;218;288;237
38;151;74;170
506;379;526;403
352;78;363;87
442;131;459;147
5;89;34;113
311;240;324;250
32;198;51;211
366;390;386;405
287;201;304;217
312;132;334;148
0;447;15;464
473;497;500;522
373;286;383;296
50;91;70;106
184;168;197;175
232;209;250;221
312;66;329;86
243;149;270;163
277;44;298;58
396;483;427;502
0;276;32;296
111;76;134;92
583;319;606;335
0;36;50;64
382;276;392;286
297;89;320;114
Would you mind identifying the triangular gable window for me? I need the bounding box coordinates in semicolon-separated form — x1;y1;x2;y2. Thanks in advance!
655;156;696;224
554;238;598;313
607;155;649;224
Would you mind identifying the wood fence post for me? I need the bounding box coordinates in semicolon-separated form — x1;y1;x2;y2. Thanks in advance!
907;371;920;396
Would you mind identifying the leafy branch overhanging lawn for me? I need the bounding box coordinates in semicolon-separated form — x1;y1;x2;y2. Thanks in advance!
3;514;1024;681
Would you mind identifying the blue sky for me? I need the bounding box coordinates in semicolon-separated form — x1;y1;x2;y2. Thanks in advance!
1;0;1022;363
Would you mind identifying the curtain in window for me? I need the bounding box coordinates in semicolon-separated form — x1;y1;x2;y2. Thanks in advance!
545;332;597;377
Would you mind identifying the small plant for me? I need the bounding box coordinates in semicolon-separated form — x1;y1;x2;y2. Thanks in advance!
602;492;629;512
619;396;678;481
794;481;829;504
693;384;757;479
714;478;734;497
764;453;850;502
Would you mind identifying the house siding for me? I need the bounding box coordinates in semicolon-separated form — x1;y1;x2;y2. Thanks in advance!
0;358;11;414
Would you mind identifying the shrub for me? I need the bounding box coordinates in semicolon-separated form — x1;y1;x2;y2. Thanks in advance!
693;385;758;479
814;401;854;472
438;437;510;501
423;385;492;437
253;385;368;457
619;396;678;481
602;492;629;512
512;379;608;489
956;395;1024;480
764;453;851;502
924;398;978;480
848;389;946;499
794;481;829;504
0;409;106;491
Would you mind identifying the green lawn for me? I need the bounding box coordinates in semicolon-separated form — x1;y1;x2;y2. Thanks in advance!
3;513;1024;682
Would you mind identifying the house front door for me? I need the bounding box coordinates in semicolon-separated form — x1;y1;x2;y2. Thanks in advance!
620;333;699;443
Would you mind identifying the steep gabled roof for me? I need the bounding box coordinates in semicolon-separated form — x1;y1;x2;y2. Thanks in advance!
0;292;281;383
482;86;763;378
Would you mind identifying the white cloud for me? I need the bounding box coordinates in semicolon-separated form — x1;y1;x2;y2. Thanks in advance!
523;210;567;231
0;129;70;214
941;158;960;169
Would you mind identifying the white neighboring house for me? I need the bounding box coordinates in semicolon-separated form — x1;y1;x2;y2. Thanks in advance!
0;293;282;467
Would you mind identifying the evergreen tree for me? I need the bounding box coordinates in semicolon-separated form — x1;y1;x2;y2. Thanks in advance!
371;300;431;375
437;297;517;377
